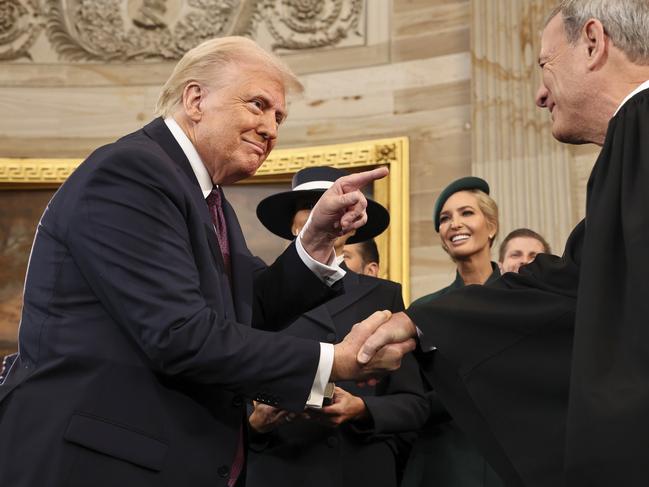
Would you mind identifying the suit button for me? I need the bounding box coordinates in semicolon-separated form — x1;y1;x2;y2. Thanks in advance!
217;465;230;478
232;395;243;407
326;436;338;448
326;333;336;343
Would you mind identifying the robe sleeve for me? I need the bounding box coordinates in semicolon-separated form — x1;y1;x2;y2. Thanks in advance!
406;222;583;486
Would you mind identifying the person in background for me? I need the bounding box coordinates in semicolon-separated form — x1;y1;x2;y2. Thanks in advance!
498;228;552;274
248;166;429;487
343;239;380;277
401;176;504;487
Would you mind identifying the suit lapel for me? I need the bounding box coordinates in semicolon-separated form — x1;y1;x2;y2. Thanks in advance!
142;118;237;319
142;118;213;230
143;118;197;187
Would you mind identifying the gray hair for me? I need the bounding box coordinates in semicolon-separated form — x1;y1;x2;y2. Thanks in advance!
547;0;649;65
155;36;303;117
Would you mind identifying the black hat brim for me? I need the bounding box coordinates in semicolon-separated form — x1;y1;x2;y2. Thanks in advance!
256;189;390;244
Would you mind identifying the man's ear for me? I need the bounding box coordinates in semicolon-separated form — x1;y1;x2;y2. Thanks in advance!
182;82;205;122
363;262;379;277
498;262;504;273
582;18;608;70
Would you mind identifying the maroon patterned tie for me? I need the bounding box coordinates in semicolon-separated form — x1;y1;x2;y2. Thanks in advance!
206;187;243;486
206;187;231;277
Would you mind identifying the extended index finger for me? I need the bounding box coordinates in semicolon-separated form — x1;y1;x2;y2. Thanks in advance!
338;167;389;192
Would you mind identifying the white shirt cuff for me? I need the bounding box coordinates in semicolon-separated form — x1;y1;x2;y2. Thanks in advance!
306;343;334;408
295;231;345;287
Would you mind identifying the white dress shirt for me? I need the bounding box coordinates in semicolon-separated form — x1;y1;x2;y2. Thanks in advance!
164;117;340;407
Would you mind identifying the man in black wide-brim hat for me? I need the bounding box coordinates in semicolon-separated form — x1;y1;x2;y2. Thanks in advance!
247;166;429;487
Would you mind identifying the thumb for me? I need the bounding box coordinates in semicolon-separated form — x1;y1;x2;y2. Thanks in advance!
350;310;392;343
357;328;389;365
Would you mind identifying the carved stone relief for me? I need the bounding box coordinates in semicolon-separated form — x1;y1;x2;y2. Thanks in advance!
260;0;362;51
0;0;366;62
0;0;43;60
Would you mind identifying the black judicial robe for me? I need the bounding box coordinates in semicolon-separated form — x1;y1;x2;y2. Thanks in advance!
408;87;649;487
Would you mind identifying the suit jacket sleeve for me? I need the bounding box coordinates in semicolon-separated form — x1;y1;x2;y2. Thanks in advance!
252;245;341;331
61;145;324;411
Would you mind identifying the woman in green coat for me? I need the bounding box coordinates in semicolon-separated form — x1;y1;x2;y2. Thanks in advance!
401;177;504;487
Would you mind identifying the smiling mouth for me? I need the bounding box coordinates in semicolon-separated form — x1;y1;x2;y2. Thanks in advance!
450;234;470;244
243;139;265;155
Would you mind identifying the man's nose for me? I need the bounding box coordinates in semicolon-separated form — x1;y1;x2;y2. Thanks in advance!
258;112;278;140
535;82;549;108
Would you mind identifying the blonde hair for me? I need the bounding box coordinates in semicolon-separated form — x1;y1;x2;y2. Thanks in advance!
470;189;499;246
155;36;303;117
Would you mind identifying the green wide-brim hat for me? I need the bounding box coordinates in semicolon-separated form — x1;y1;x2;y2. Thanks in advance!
433;176;490;231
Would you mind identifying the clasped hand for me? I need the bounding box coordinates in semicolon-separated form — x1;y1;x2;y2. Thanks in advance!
331;310;417;384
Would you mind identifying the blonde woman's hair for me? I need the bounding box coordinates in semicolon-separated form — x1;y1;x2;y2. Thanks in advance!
155;36;303;117
470;189;499;247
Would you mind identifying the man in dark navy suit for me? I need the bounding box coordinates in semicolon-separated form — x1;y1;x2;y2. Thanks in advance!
247;167;429;487
0;37;414;487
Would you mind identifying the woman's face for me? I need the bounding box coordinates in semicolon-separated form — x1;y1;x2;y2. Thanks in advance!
438;191;494;260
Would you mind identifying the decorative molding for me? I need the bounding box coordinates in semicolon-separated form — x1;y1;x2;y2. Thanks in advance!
0;0;366;62
0;136;410;299
260;0;362;51
0;157;79;185
44;0;250;62
471;0;577;254
0;0;42;61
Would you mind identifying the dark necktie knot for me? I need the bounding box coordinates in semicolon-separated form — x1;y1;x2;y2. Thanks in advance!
206;186;222;209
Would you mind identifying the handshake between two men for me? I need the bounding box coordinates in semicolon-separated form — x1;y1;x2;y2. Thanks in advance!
331;310;418;384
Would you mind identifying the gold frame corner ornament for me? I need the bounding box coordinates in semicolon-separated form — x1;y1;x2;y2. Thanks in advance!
0;136;410;300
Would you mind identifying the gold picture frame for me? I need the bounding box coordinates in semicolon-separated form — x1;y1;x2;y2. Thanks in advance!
0;136;410;301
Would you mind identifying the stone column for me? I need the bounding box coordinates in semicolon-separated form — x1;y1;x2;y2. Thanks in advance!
471;0;578;254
